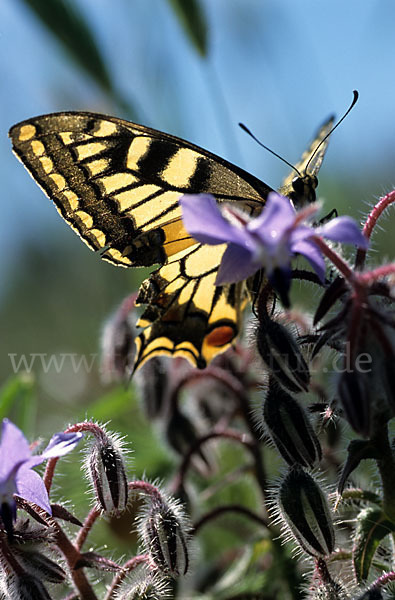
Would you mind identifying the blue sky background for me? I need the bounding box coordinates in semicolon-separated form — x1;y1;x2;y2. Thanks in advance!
1;0;394;303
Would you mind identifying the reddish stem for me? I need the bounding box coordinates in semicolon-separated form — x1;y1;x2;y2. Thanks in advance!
311;236;354;281
168;365;250;411
171;429;254;493
363;190;395;240
358;263;395;284
75;506;101;551
43;456;59;493
356;190;395;268
104;554;150;600
128;480;162;502
27;504;98;600
193;504;268;533
44;421;107;493
371;570;395;588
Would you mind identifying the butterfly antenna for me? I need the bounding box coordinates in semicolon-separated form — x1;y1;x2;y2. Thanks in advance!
239;122;301;177
305;90;359;173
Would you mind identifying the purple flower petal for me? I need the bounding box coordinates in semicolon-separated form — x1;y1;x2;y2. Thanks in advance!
42;432;83;459
0;420;83;523
249;192;295;237
216;244;259;285
0;420;31;478
15;466;51;514
180;194;249;246
292;239;327;281
318;216;369;248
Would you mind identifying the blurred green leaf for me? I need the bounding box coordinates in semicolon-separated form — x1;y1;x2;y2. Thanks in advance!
0;374;37;435
85;386;131;422
21;0;112;92
168;0;208;56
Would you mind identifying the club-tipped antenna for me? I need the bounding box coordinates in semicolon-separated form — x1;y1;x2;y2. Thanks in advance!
238;122;301;177
305;90;359;173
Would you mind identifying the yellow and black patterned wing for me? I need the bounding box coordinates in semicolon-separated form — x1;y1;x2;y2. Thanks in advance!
9;112;273;370
9;112;272;269
135;243;249;368
279;115;334;207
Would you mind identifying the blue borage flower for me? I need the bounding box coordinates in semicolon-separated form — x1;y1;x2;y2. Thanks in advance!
180;192;368;304
0;419;82;532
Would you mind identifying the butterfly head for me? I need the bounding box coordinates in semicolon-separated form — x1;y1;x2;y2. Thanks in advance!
289;173;318;208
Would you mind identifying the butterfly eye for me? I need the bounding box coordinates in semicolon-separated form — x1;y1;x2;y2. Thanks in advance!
291;176;305;195
310;175;318;189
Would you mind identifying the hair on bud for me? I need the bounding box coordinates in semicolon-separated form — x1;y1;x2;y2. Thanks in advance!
263;381;322;468
276;467;335;558
85;425;130;514
114;566;172;599
134;356;169;419
307;581;349;600
337;338;394;438
138;491;192;577
100;294;137;383
256;316;310;392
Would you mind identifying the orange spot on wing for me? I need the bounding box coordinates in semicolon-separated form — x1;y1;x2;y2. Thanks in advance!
205;326;235;348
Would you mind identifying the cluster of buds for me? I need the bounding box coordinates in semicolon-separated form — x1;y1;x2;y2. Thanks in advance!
0;419;192;599
4;187;393;598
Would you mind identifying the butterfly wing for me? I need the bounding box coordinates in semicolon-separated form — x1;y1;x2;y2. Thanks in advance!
9;112;272;369
135;243;249;368
279;115;335;206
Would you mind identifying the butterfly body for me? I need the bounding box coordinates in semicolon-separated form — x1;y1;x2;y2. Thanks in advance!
9;112;333;370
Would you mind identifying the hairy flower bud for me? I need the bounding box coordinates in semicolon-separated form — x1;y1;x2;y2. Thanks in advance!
309;582;348;600
337;336;393;438
100;294;137;383
263;382;321;468
337;369;370;438
87;432;129;514
114;568;171;599
278;468;335;558
140;496;191;577
256;316;310;392
134;357;169;419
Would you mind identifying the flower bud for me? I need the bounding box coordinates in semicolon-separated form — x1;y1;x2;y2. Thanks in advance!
309;582;348;600
337;339;393;438
140;496;191;577
308;581;350;600
337;369;371;438
256;317;310;392
263;382;321;468
87;432;129;514
278;468;335;558
114;568;171;599
100;294;137;383
134;356;169;419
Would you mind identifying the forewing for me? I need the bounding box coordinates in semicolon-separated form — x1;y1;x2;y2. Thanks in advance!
9;112;271;268
279;115;335;197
